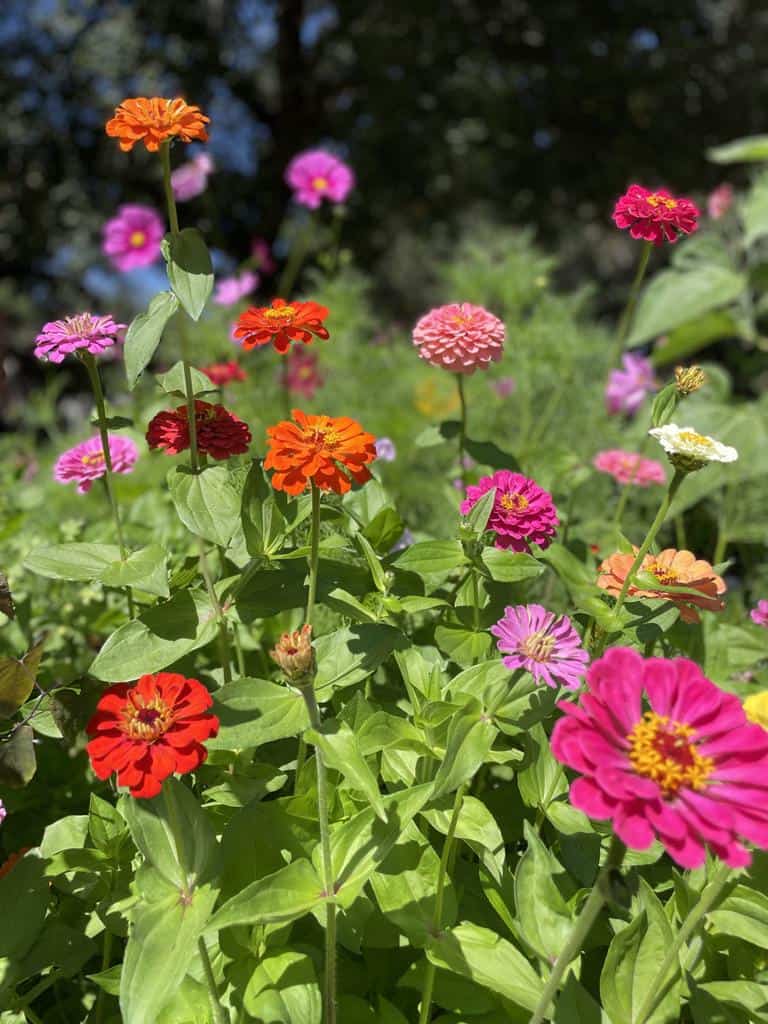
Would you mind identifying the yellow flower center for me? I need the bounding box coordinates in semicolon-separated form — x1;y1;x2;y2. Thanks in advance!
310;426;339;450
123;695;173;742
519;629;555;662
647;193;678;209
312;177;329;190
500;492;529;512
647;562;678;586
678;430;712;447
81;452;105;467
264;305;297;321
627;711;713;796
744;692;768;731
129;230;147;247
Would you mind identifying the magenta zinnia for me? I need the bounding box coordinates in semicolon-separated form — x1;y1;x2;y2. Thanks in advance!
491;604;588;690
461;469;558;552
102;205;165;272
412;302;505;374
551;647;768;868
54;435;139;494
612;184;700;246
34;313;126;364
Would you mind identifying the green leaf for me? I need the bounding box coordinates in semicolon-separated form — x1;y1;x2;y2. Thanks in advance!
306;719;386;820
207;677;309;750
0;725;36;787
361;507;405;554
154;360;217;397
209;858;325;931
89;414;134;430
164;228;214;320
392;540;468;576
693;981;768;1023
423;794;505;884
434;622;493;667
742;173;768;247
99;544;169;598
708;885;768;949
24;542;121;581
355;532;389;593
244;949;322;1023
431;701;497;799
314;624;409;699
649;382;679;429
517;723;567;811
240;461;296;557
0;639;44;718
514;823;573;962
124;290;179;389
168;464;243;547
651;311;742;367
0;855;49;995
708;135;768;164
480;548;544;583
88;793;127;854
465;487;497;534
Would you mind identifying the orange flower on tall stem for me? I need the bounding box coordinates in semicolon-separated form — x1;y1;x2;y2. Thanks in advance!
234;298;330;354
265;409;376;495
105;97;210;153
598;547;726;623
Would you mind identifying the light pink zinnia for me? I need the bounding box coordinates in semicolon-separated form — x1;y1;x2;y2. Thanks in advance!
171;152;214;201
285;347;324;399
102;205;165;272
413;303;505;374
491;604;588;690
751;600;768;628
708;183;734;221
213;271;259;307
552;647;768;868
34;313;126;364
54;435;139;494
461;469;558;552
593;450;666;487
605;352;657;416
285;149;355;209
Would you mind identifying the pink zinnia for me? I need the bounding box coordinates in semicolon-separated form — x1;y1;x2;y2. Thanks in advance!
751;600;768;628
213;271;259;307
102;205;165;272
54;435;139;494
285;347;324;399
492;376;516;399
593;450;666;487
612;184;700;246
171;152;214;201
708;183;734;221
605;353;657;416
250;237;276;274
491;604;588;690
34;313;126;364
412;303;505;375
285;149;355;209
461;469;558;552
552;647;768;868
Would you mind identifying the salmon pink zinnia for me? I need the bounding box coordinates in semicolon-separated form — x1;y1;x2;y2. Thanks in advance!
598;548;726;623
491;604;588;690
552;647;768;867
593;450;666;487
34;313;126;364
54;435;139;494
461;469;558;552
412;303;505;374
612;184;700;245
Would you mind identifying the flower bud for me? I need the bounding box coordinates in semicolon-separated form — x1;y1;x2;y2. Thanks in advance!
674;365;705;396
270;624;314;683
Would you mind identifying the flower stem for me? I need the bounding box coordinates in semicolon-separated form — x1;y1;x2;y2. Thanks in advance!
197;537;232;683
471;570;480;632
456;374;468;484
197;936;230;1024
93;923;113;1024
634;861;732;1024
306;481;321;626
159;141;180;236
527;836;626;1024
611;484;631;529
419;782;467;1024
616;240;652;362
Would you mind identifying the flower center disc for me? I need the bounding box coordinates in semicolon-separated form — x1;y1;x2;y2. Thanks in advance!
678;430;712;447
124;697;172;741
264;306;296;321
81;452;105;466
520;628;556;662
500;492;528;512
647;562;678;586
312;176;329;190
628;711;713;796
647;193;678;209
129;231;147;247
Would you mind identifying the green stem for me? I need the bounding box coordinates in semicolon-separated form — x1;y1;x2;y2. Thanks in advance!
616;241;652;362
198;538;233;683
197;937;229;1024
159;141;180;236
293;734;307;794
674;514;687;551
456;374;468;485
634;861;732;1024
93;924;114;1024
278;217;313;299
306;481;321;626
419;783;467;1024
527;836;626;1024
232;624;246;677
611;485;630;529
471;570;480;632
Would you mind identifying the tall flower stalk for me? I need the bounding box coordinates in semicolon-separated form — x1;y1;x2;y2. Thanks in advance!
456;373;468;485
615;240;652;360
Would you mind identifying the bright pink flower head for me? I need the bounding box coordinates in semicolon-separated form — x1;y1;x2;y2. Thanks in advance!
171;153;214;202
491;604;588;690
461;469;558;552
613;184;700;245
708;183;734;221
102;205;165;272
605;352;657;416
54;435;139;494
285;149;355;209
413;303;505;375
213;271;259;307
250;237;276;274
593;450;666;487
751;600;768;628
552;647;768;868
285;347;324;399
34;313;126;364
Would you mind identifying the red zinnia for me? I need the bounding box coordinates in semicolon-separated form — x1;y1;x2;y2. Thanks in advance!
233;298;330;354
265;409;377;495
202;360;247;387
86;673;219;799
612;184;700;246
146;400;252;460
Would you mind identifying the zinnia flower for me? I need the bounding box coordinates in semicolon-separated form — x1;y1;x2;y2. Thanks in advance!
708;183;734;221
750;600;768;627
612;184;700;245
593;450;666;487
744;692;768;731
605;353;657;416
649;423;738;471
234;298;330;354
265;409;376;496
412;303;505;374
491;604;588;690
271;624;314;683
285;149;355;209
202;361;246;387
492;376;516;399
171;152;214;201
146;401;251;460
102;204;165;272
213;271;259;307
54;435;139;494
105;97;210;153
86;673;219;799
285;347;324;398
250;237;276;274
598;547;726;623
34;313;126;364
551;647;768;868
375;437;397;462
461;470;558;552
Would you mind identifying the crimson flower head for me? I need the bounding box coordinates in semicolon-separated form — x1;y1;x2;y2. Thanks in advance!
87;673;219;799
202;360;247;387
612;184;700;246
460;469;558;552
265;409;376;495
146;400;251;460
233;298;330;354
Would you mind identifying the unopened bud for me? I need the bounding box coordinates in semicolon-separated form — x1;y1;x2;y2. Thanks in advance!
270;624;314;683
674;365;705;396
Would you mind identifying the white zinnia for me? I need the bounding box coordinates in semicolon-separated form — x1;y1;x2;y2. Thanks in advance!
648;424;738;464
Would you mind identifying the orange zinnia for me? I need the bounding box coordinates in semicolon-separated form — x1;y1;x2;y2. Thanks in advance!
106;97;210;153
598;548;726;623
265;410;376;495
233;299;330;354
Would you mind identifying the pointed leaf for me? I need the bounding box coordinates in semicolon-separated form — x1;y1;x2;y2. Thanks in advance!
168;465;242;547
124;290;179;389
164;228;214;320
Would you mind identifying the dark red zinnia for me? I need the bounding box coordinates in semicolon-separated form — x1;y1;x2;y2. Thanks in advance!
612;184;700;246
233;298;330;354
86;672;219;799
146;400;252;460
202;360;246;387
